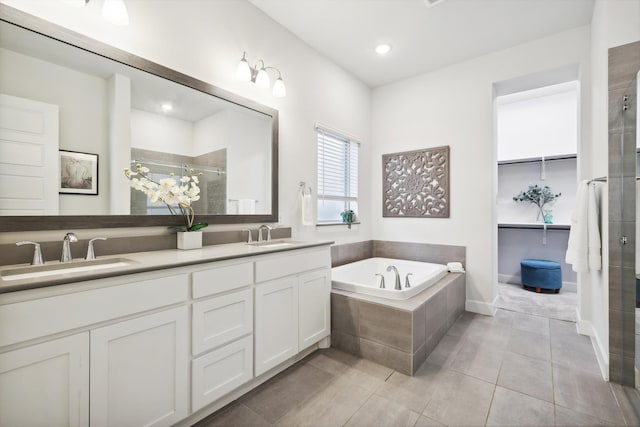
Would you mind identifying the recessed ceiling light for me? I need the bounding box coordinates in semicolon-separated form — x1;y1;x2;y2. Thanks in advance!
375;44;392;55
161;103;173;113
424;0;446;8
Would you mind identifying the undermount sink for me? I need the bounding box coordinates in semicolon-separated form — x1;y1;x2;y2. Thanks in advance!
249;240;301;249
0;258;136;281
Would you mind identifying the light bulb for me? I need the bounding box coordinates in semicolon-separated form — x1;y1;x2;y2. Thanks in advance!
236;58;252;81
254;68;270;89
102;0;129;26
161;103;173;113
272;77;286;98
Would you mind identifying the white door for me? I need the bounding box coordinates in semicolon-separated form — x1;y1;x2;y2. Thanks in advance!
0;332;89;427
90;306;189;427
0;93;59;215
254;277;298;376
298;269;331;350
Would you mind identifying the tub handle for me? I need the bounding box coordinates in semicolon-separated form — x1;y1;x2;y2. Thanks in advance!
405;273;413;289
375;273;386;289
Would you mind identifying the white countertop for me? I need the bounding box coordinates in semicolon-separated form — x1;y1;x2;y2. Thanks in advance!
0;239;333;294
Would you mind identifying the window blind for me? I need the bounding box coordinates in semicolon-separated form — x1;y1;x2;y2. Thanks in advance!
316;126;359;223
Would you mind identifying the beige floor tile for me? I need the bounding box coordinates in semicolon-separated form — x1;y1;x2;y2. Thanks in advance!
552;363;625;425
497;352;553;402
196;403;271;427
554;405;616;426
344;394;420;427
321;347;394;380
486;386;554;426
449;339;505;383
422;370;495;426
275;376;373;427
241;363;334;423
510;311;550;336
507;327;551;361
413;415;446;427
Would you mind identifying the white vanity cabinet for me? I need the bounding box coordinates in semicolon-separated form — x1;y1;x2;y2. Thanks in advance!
254;248;331;376
90;306;189;427
0;243;332;427
0;332;89;427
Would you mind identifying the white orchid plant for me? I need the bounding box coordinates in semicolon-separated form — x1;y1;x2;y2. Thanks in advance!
124;163;208;232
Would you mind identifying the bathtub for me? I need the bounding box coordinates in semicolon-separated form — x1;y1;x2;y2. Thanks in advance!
331;257;448;300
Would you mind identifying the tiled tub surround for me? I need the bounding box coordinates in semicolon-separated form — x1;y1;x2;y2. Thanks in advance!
331;240;465;268
330;240;466;375
332;273;466;375
0;227;292;267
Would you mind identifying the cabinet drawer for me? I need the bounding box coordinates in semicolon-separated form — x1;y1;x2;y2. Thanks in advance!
192;335;253;412
192;262;253;299
192;289;253;355
255;248;330;283
0;274;188;348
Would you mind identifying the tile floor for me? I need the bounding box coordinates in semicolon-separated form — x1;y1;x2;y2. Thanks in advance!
496;282;577;322
196;309;634;427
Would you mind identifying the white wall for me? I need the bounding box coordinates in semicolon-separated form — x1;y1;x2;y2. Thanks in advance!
0;0;372;245
130;109;193;156
497;82;578;161
0;47;110;215
371;26;591;315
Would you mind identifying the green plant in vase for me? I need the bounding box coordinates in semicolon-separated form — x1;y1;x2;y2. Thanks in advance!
513;184;561;224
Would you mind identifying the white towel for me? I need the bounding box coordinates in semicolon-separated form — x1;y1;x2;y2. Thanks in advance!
238;199;256;214
447;262;465;273
566;180;601;272
301;192;313;226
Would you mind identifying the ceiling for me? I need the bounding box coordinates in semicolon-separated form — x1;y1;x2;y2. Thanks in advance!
249;0;596;88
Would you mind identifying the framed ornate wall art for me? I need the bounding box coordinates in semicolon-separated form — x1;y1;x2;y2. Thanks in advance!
382;145;450;218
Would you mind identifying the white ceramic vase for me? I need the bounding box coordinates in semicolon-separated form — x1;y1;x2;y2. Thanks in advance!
177;231;202;250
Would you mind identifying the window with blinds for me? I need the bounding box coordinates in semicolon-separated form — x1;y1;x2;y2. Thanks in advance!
316;126;359;223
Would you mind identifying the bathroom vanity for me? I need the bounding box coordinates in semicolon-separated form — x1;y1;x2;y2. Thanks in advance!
0;241;332;427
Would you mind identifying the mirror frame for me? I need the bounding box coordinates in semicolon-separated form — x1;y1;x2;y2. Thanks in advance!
0;4;279;232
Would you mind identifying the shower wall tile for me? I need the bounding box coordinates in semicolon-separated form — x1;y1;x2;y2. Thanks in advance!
608;41;640;91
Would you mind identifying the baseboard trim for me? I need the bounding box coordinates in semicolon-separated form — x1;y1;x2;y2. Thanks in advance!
466;296;498;316
576;308;609;380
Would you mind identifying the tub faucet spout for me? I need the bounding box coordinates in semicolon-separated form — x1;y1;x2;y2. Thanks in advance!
386;265;402;290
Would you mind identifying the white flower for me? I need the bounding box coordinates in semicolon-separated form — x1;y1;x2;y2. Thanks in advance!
192;175;199;184
159;178;176;192
180;176;190;183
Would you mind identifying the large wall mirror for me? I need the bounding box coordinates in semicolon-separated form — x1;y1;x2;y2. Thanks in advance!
0;5;278;231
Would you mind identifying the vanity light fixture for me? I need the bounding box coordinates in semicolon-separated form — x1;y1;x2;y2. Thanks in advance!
236;52;286;98
61;0;129;26
161;103;173;113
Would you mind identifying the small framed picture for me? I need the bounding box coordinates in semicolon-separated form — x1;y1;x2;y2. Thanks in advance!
59;150;99;195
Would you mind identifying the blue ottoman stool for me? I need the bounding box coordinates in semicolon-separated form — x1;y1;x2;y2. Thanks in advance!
520;259;562;294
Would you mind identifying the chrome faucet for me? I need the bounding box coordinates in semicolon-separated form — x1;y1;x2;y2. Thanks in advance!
86;237;107;260
375;273;386;289
405;273;413;289
386;265;402;290
16;241;44;265
243;229;253;244
257;224;273;242
60;232;78;263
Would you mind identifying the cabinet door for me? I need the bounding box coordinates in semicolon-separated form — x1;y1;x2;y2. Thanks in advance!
298;269;331;350
192;335;253;412
254;277;298;376
90;306;188;427
0;332;89;427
